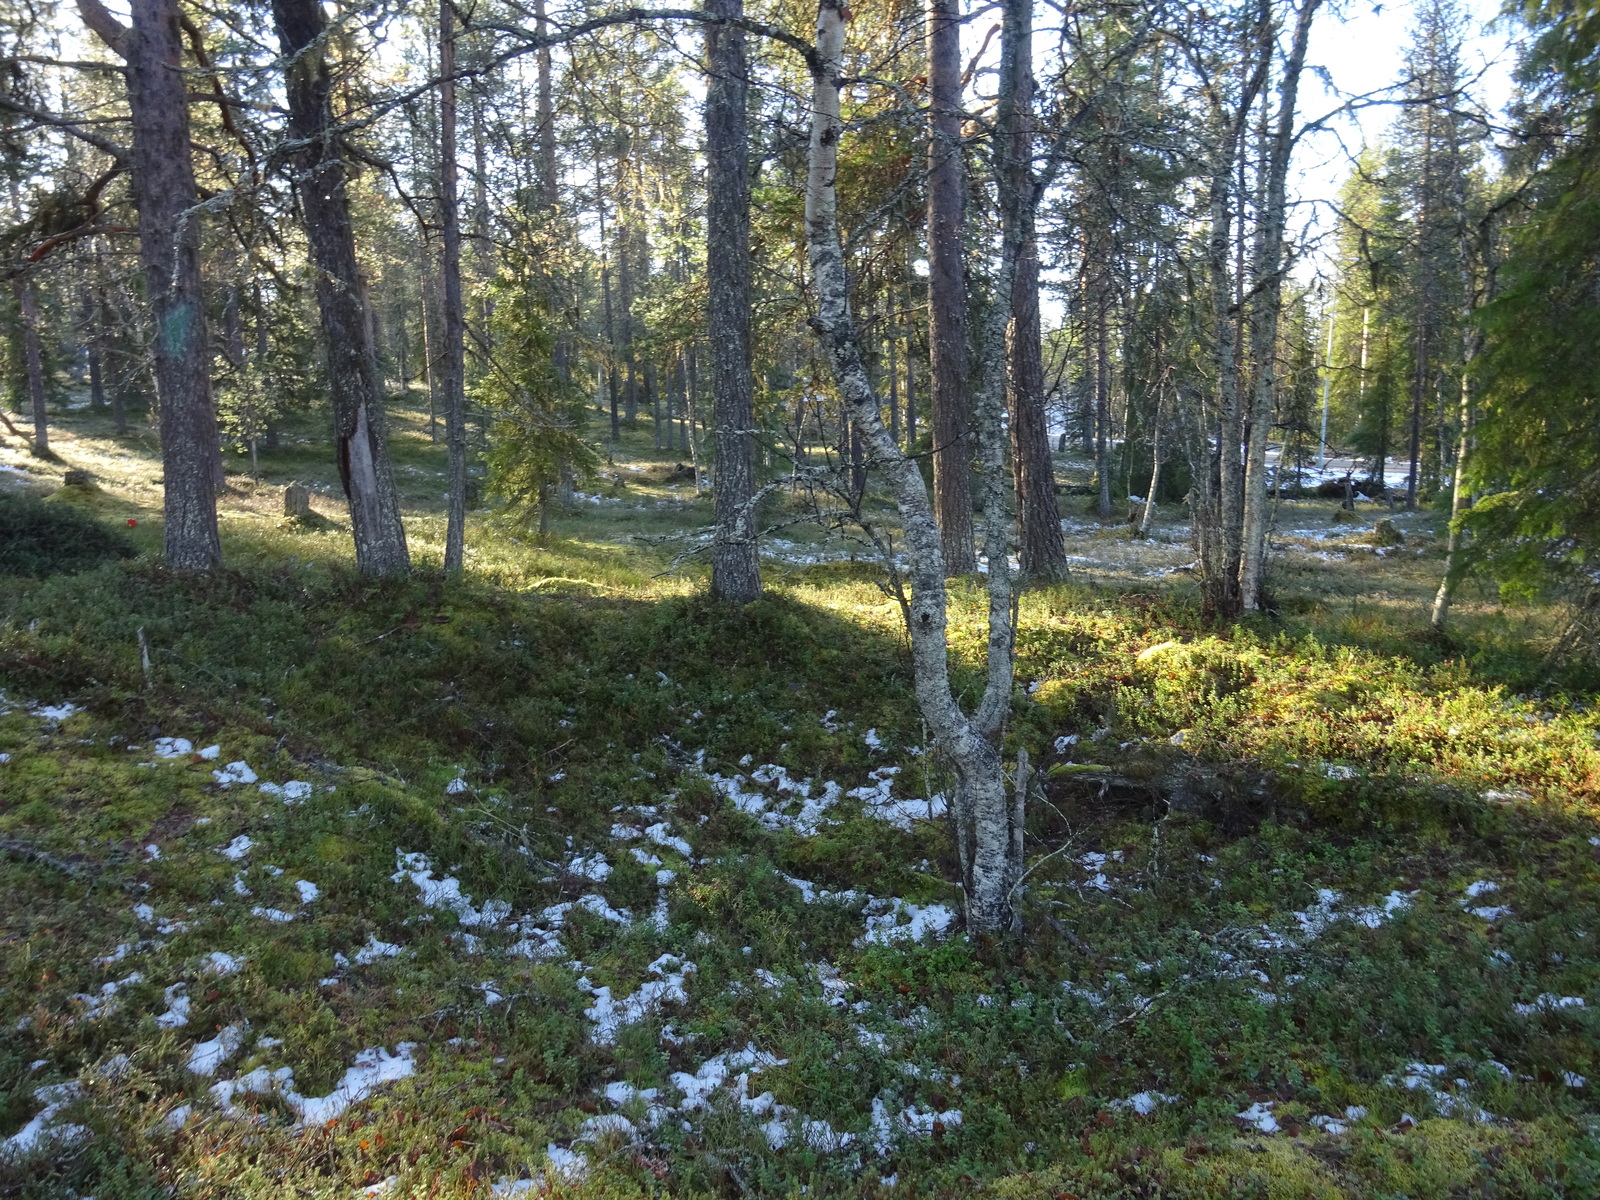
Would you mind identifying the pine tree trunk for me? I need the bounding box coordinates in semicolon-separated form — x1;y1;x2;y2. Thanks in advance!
925;0;977;574
88;0;223;568
421;272;439;442
1003;4;1067;580
12;278;48;456
273;0;410;575
438;0;468;573
706;0;761;603
86;287;107;412
1094;305;1112;518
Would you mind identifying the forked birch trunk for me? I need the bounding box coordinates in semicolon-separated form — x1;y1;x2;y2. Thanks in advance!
805;0;1021;935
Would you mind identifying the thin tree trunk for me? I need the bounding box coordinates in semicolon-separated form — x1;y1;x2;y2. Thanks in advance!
86;287;107;412
536;0;557;203
439;0;468;573
887;326;900;448
925;0;977;573
12;278;48;456
649;359;662;449
707;0;761;602
1140;383;1164;536
272;0;410;575
82;0;222;567
684;345;704;492
1095;304;1112;517
1431;343;1472;628
1238;0;1321;610
421;272;439;441
599;196;621;444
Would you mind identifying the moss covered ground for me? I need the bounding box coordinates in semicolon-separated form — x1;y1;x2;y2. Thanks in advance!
0;400;1596;1198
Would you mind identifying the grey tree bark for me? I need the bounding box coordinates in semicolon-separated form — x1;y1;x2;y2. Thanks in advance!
1237;0;1322;610
807;0;1022;936
81;0;222;569
273;0;411;575
1183;12;1272;618
925;0;977;574
707;0;761;603
439;0;468;573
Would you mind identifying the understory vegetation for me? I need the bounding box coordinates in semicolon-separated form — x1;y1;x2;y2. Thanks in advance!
1;410;1597;1199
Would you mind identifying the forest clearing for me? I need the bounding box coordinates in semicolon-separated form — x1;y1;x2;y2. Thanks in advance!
3;0;1600;1193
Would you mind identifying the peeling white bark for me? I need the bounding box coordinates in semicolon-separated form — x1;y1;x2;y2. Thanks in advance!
804;0;1020;934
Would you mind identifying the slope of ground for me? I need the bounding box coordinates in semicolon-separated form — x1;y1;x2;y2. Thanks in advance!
0;402;1596;1199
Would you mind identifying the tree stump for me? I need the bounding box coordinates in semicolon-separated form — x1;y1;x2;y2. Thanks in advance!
284;483;312;519
62;469;94;488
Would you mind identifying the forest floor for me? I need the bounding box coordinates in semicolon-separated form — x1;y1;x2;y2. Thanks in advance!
1;396;1597;1199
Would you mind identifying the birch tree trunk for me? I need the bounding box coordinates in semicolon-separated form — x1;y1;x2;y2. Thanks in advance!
1237;0;1321;610
807;0;1021;936
273;0;411;575
925;0;977;574
707;0;762;602
439;0;469;573
81;0;222;569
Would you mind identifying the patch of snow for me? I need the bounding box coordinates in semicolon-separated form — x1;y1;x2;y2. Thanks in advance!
211;1044;418;1126
586;955;696;1044
353;935;403;965
644;822;692;856
1237;1101;1279;1133
391;851;512;928
219;835;253;861
71;972;143;1020
187;1025;245;1076
864;728;883;750
197;744;221;760
0;1082;85;1159
156;983;190;1028
859;899;957;946
1112;1091;1177;1115
294;880;321;904
446;777;470;795
566;853;611;882
1512;993;1586;1016
204;951;244;976
32;702;82;723
251;907;296;923
213;761;258;787
541;894;630;926
152;737;193;758
260;780;312;803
